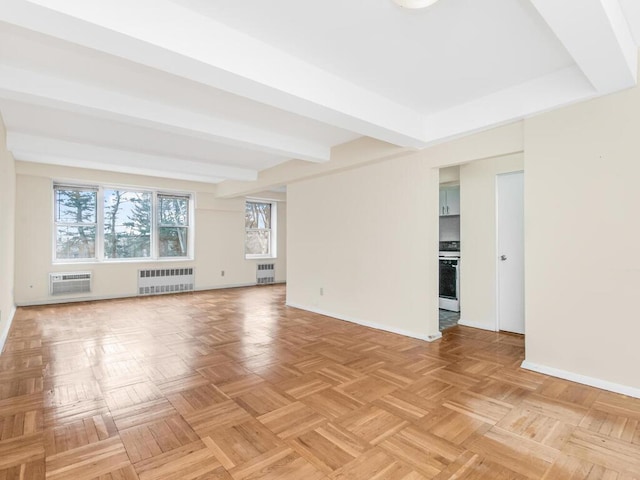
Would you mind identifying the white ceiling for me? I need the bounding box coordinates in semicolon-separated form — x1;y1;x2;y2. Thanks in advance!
0;0;639;186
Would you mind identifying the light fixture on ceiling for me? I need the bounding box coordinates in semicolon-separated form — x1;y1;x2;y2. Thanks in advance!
392;0;439;8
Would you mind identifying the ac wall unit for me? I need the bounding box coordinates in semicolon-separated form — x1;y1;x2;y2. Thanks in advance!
49;272;92;296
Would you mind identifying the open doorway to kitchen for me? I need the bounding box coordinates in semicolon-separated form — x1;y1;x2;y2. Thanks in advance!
439;166;461;331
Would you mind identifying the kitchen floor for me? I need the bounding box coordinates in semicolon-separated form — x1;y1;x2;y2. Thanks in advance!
439;308;460;331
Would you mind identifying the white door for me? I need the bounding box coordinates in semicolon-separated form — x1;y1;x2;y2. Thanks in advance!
497;172;524;334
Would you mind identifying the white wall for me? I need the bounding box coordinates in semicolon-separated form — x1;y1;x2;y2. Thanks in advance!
458;154;524;331
0;114;16;352
524;78;640;392
14;162;286;305
286;122;523;342
439;166;460;184
287;156;441;341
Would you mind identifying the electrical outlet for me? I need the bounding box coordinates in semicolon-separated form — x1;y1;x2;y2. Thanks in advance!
221;270;225;277
320;287;324;296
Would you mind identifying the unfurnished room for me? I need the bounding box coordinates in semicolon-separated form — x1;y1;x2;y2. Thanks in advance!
1;0;640;478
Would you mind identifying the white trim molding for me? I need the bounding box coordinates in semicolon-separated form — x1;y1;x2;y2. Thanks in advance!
14;282;286;307
0;306;17;355
521;360;640;400
286;302;442;342
457;318;498;332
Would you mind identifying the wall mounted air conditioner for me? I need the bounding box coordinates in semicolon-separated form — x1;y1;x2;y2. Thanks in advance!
49;272;92;296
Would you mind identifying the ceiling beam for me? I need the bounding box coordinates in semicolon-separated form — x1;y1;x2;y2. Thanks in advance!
1;0;428;148
0;65;330;163
6;132;258;183
215;122;524;199
530;0;637;94
619;0;640;45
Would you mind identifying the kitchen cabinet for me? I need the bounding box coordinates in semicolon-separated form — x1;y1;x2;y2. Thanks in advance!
439;185;460;216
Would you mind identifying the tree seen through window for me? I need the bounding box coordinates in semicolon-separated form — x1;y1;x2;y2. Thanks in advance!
245;201;273;256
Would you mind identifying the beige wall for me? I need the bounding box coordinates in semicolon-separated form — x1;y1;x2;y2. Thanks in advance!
287;155;441;340
287;91;640;396
0;115;16;351
286;123;524;341
524;79;640;391
439;165;460;184
14;162;286;305
458;154;524;331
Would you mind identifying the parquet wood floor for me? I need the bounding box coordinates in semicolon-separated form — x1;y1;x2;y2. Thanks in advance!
1;285;640;479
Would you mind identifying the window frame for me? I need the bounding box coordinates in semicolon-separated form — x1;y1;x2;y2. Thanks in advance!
102;187;154;261
53;184;99;262
244;199;277;259
156;192;192;259
53;182;194;264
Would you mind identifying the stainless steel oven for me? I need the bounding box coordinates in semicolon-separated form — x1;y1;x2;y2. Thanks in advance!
439;253;460;312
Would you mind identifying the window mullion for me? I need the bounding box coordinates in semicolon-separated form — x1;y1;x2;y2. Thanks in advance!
97;186;103;261
152;192;158;259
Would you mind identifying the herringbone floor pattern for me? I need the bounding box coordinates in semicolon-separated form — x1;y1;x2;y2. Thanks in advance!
1;285;639;479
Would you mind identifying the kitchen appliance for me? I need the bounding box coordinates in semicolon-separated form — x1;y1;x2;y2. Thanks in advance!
439;241;460;312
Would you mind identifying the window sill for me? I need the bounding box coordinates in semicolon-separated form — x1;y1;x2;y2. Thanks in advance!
53;257;194;265
245;255;277;261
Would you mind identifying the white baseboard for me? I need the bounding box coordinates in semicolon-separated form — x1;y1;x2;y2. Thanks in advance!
0;305;16;355
286;302;442;342
17;293;139;307
521;360;640;399
195;282;262;292
457;318;498;332
15;282;286;307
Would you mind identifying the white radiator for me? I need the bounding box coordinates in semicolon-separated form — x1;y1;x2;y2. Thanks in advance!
256;263;275;285
50;272;92;295
138;268;194;295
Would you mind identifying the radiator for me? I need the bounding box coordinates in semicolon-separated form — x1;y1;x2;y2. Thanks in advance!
50;272;92;295
138;268;194;295
256;263;275;285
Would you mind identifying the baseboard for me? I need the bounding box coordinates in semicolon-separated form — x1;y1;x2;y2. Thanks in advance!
521;360;640;399
0;305;16;355
457;318;498;332
195;282;263;292
15;282;286;307
17;293;140;307
286;302;442;342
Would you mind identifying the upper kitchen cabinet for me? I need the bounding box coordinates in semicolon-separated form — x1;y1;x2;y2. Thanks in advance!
440;185;460;216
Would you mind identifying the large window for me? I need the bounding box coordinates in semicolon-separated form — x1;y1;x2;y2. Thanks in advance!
54;184;192;262
103;189;152;259
54;186;98;260
245;200;276;258
158;194;190;257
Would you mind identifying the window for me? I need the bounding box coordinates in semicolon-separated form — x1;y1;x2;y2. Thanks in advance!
54;184;192;262
104;190;152;259
158;194;190;257
245;200;276;258
54;186;98;260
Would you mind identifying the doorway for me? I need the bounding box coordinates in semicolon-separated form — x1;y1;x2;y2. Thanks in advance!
496;171;524;334
438;166;461;331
